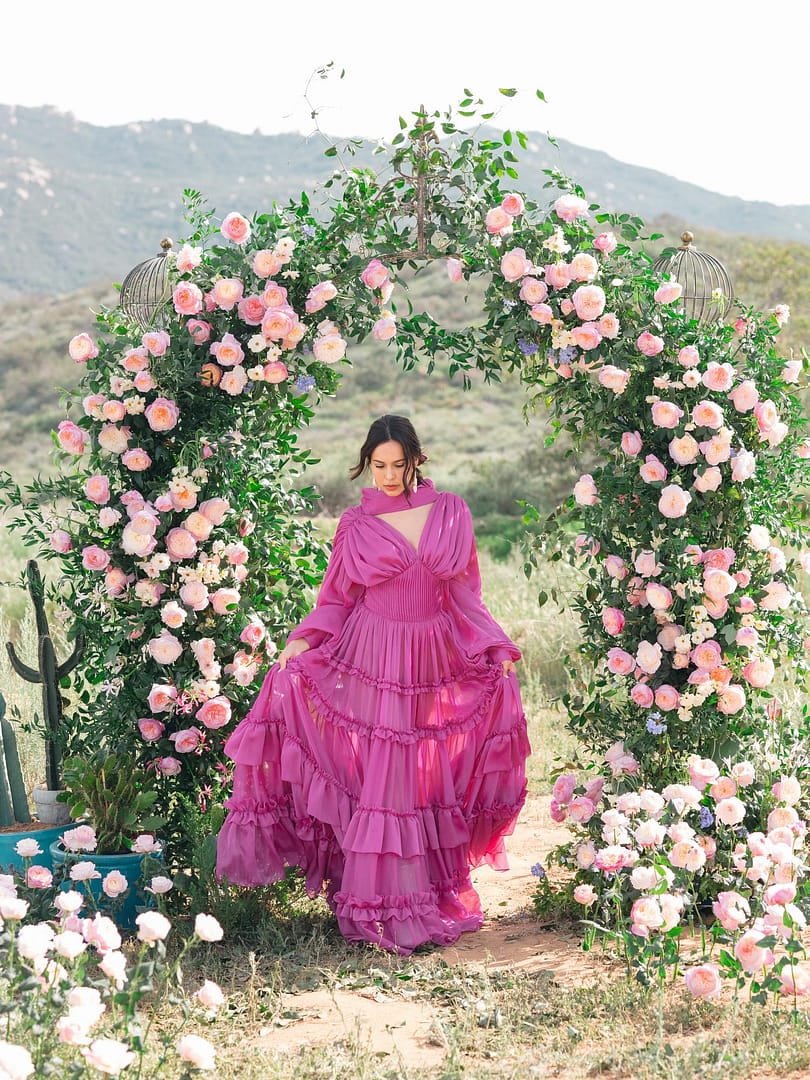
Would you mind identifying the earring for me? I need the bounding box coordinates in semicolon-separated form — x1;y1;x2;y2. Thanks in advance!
412;477;418;493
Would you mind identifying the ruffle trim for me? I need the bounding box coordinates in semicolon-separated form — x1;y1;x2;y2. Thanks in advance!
319;646;486;695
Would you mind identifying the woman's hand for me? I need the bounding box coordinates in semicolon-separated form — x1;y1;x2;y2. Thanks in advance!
501;659;517;678
278;638;310;670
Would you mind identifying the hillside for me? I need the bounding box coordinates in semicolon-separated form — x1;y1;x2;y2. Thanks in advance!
2;103;810;300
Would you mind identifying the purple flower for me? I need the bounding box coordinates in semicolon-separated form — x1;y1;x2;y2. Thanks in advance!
518;338;539;357
559;345;579;363
531;863;546;879
301;224;317;238
699;806;714;829
295;374;316;393
646;714;667;736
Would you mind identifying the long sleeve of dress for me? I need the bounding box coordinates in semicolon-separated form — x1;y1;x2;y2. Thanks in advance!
446;502;521;664
286;511;363;650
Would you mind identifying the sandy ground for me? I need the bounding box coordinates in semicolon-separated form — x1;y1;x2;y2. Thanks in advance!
255;795;590;1069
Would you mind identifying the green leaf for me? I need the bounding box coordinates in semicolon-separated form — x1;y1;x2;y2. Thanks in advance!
536;89;547;101
499;88;517;97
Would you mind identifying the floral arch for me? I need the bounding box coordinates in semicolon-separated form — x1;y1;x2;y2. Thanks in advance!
2;94;808;891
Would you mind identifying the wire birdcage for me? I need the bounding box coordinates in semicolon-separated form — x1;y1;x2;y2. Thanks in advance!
652;231;734;325
119;238;173;329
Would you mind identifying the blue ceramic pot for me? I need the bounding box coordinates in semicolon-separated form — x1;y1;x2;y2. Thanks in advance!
0;823;72;874
50;841;158;930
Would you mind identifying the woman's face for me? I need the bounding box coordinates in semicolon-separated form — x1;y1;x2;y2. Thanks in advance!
371;440;411;497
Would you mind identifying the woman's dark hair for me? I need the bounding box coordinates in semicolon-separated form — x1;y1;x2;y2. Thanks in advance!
349;415;428;494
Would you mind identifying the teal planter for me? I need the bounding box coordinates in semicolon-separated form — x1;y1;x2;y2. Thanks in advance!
50;841;158;930
0;823;71;874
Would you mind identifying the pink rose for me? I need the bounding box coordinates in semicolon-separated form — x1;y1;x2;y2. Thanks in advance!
636;640;662;675
692;400;724;429
572;322;603;351
735;930;774;974
783;359;802;383
631;682;654;708
252;249;283;278
165;527;197;562
743;657;775;688
199;497;230;525
654;279;683;304
554;194;589;222
654;684;680;711
529;303;553;324
605;555;628;580
210;333;245;367
601;607;625;636
703;568;736;599
220;367;249;396
148;631;183;665
305;280;338;313
144;397;180;432
754;399;780;434
138;717;165;742
500;248;532;282
658;484;691;518
773;303;791;327
760;580;791;610
196;696;232;730
372;315;397;341
156;756;182;777
519;277;548;305
312;332;347;364
693;467;722;493
50;529;72;554
133;370;156;392
573;474;598;505
677;345;700;367
544;263;571;290
169;727;202;753
639;454;668;483
142;330;170;357
104;567;128;597
598;312;620;339
57;420;89;456
175;243;202;273
728;379;759;412
446;258;463;282
572;284;606;321
360;259;391;289
81;545;110;572
684;964;722;1000
573;883;597;906
237;294;267;325
594;845;634;873
569;252;599;282
703;547;735;571
147;684;177;713
731;450;756;483
651;401;684;429
101;400;126;423
645;582;672;609
187;319;213;344
702;362;735;392
121;346;149;373
637;331;665;357
715;796;746;825
621;431;642;456
668;434;699;465
717;685;746;715
84;475;111;505
552;773;576;804
568;796;596;823
607;648;634;675
173;282;203;316
690;640;723;671
121;448;152;472
69;333;99;363
485;206;513;235
593;231;618;254
211;587;240;615
263;360;288;383
221;211;251;244
501;192;524;216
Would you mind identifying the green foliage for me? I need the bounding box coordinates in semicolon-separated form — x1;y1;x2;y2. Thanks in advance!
59;748;165;853
0;692;31;826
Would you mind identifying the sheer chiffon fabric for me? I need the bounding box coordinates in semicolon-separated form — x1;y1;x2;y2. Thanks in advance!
217;480;530;954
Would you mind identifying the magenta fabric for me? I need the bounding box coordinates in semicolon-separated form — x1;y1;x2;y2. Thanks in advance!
216;480;530;954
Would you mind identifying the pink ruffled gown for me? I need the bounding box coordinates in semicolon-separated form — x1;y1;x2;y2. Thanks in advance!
216;479;530;954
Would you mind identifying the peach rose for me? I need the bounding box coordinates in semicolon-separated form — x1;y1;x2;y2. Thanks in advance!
717;685;746;715
639;454;668;483
148;632;183;665
121;448;151;472
569;252;599;282
165;527;198;561
554;194;589;222
133;370;156;392
313;333;347;364
677;345;699;367
485;206;513;235
684;964;722;1000
252;249;283;278
692;400;724;429
360;259;391;289
654;279;683;304
238;294;268;325
703;569;736;599
101;400;126;423
693;467;722;493
760;580;790;609
305;280;338;314
121;346;150;373
142;330;170;357
651;401;684;429
735;930;774;974
631;682;654;708
572;284;606;321
57;421;89;456
104;567;128;597
571;322;602;351
702;361;734;392
199;498;230;524
209;278;244;313
263;360;288;383
742;656;775;688
220;368;249;396
211;588;240;615
500;192;524;216
500;248;532;282
529;303;553;324
645;582;672;609
173;282;203;316
221;211;251;244
654;684;680;711
519;277;548;305
669;434;699;465
145;398;180;432
544;263;571;290
637;332;665;357
658;484;691;518
728;379;759;412
636;640;662;675
68;332;99;363
210;333;245;367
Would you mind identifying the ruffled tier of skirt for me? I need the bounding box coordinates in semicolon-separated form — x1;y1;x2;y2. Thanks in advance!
216;603;530;954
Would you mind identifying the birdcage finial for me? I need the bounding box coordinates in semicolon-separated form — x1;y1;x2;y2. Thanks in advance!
120;239;174;329
652;231;734;325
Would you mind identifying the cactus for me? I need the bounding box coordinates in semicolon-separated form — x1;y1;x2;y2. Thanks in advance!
6;560;85;791
0;692;31;826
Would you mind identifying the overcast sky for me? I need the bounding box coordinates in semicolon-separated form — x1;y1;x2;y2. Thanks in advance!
4;0;809;205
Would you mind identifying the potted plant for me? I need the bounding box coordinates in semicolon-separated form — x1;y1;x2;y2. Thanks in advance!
5;559;84;826
50;746;166;928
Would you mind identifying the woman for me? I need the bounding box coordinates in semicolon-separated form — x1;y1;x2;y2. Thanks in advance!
217;415;530;954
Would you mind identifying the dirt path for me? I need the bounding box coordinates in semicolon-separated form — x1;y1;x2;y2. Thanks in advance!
255;796;596;1068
